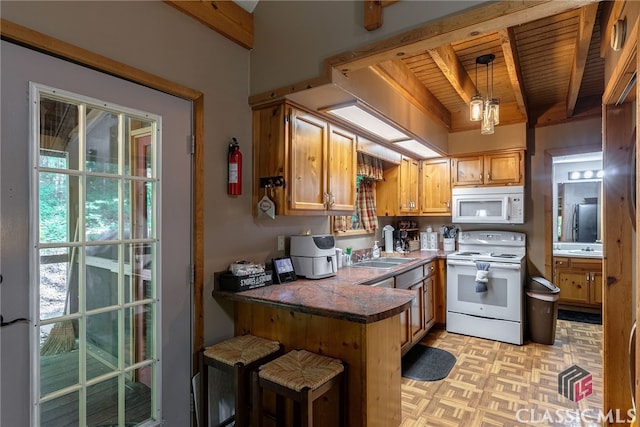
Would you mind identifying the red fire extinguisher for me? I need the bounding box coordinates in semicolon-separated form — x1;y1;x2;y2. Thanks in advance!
228;138;242;195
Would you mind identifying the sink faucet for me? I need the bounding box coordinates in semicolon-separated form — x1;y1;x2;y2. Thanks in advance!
356;251;372;262
583;246;594;252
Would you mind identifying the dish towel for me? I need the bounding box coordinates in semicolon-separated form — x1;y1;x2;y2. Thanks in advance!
475;262;490;292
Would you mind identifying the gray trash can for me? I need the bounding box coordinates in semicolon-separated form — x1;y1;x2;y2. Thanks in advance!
526;276;560;345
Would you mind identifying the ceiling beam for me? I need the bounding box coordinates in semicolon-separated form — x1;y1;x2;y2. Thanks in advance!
567;2;599;117
498;28;528;122
371;60;451;129
164;0;253;49
427;45;476;105
364;1;400;31
327;0;599;73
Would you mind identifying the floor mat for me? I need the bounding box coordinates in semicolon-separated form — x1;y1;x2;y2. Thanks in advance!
558;309;602;325
401;345;456;381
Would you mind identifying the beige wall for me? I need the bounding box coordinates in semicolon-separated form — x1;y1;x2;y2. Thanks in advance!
448;123;527;155
250;0;488;95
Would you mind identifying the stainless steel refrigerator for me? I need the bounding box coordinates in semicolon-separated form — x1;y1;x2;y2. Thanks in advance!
574;203;598;242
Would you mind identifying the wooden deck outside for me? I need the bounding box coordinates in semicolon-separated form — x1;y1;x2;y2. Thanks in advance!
40;346;152;427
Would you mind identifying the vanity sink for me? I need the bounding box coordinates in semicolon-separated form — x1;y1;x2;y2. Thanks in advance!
553;246;603;258
351;257;416;269
568;249;602;255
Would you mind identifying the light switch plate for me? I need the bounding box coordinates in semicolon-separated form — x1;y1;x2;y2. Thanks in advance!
277;235;285;251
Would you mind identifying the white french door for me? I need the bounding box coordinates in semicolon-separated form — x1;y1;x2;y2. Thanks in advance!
1;41;192;427
32;84;162;426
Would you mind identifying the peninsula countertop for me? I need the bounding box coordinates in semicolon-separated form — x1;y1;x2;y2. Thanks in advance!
213;250;447;324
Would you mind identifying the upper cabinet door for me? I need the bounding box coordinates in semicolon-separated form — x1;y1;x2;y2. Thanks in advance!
451;150;524;187
289;109;328;211
420;158;451;215
399;156;419;214
451;155;484;186
484;151;523;185
327;125;356;212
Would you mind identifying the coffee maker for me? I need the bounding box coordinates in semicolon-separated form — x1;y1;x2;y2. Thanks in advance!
394;229;410;253
290;234;337;279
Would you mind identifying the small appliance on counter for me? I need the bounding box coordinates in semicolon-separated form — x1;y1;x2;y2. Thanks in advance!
290;234;337;279
420;226;439;251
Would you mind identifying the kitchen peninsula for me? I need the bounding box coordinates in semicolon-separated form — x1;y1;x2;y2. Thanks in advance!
214;254;441;427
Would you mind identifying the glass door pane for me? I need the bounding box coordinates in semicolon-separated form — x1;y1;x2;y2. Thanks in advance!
34;86;160;427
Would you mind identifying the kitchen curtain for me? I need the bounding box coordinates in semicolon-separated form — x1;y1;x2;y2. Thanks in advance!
333;153;382;233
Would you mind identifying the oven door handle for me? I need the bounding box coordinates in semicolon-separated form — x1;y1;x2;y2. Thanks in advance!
446;260;522;270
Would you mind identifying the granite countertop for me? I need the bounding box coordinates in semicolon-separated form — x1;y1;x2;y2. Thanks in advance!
213;250;448;324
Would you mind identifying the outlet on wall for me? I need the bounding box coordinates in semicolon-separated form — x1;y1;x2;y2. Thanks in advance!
277;235;285;251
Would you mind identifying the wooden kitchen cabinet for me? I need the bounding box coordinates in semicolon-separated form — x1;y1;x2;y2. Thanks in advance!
423;261;436;327
396;260;437;355
376;155;419;216
420;158;451;215
553;257;603;307
252;100;356;216
450;150;524;187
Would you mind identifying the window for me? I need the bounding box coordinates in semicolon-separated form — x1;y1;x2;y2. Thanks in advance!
32;84;160;426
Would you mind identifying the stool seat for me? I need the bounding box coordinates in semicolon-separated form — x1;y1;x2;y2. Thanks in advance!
258;349;344;391
201;334;282;427
253;349;345;427
204;334;281;366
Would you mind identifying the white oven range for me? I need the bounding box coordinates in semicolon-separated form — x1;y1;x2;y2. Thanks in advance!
446;230;526;345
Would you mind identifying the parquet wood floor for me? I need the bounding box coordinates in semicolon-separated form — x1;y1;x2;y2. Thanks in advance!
401;320;605;427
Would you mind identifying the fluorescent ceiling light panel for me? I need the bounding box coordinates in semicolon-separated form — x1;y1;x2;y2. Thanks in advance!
327;105;408;141
393;140;440;158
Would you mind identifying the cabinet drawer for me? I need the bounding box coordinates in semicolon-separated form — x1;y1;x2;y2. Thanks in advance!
554;257;570;267
570;259;601;270
424;261;436;277
396;266;424;289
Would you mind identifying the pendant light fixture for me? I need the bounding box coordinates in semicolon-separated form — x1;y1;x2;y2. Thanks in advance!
470;54;500;135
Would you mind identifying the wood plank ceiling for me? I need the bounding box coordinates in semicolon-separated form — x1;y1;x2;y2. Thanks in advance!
378;2;606;132
170;1;610;133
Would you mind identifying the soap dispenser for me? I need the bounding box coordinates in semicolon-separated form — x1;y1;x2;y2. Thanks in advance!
372;241;380;258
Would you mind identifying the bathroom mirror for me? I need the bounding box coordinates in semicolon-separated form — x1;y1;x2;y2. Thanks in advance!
553;152;603;243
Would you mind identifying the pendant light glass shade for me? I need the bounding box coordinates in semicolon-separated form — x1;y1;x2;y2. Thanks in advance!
481;101;494;134
470;95;484;121
469;54;499;134
481;110;494;135
488;98;500;125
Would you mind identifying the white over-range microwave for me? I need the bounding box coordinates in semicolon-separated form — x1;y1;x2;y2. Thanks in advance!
451;186;525;224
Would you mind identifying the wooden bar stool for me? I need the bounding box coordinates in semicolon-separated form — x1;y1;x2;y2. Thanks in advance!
201;334;282;427
252;349;345;427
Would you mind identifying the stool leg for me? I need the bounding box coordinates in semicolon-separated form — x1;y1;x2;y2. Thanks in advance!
200;354;209;427
275;393;286;427
235;365;247;427
252;371;262;427
339;372;345;427
300;388;313;427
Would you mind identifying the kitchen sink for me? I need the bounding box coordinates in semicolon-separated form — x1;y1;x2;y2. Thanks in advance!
351;257;416;269
375;257;415;264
